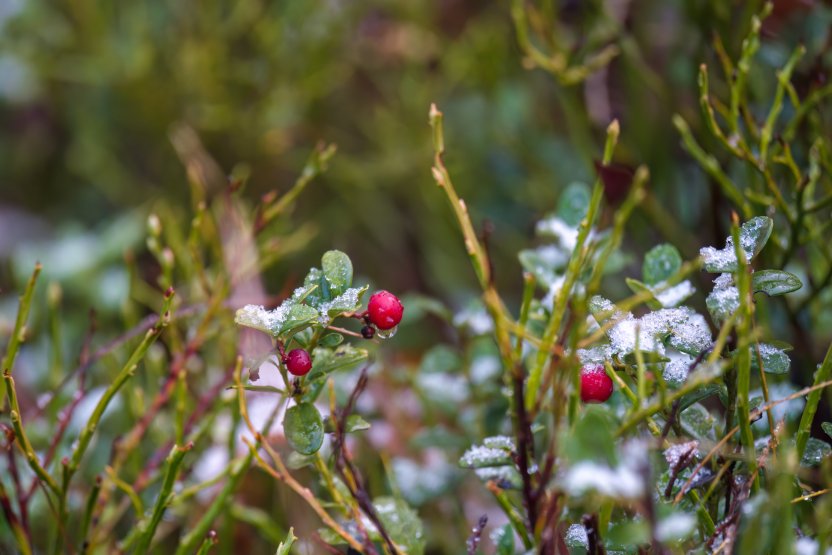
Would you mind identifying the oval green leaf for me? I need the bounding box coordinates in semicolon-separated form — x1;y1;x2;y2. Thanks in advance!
751;269;802;296
284;402;324;455
556;182;592;227
642;244;682;286
321;250;353;297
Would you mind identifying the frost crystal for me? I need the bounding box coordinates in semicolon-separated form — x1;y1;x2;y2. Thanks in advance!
663;351;694;386
316;287;361;323
536;216;579;250
235;303;291;334
482;436;515;450
655;513;696;542
706;273;739;324
459;445;510;468
565;524;589;548
597;301;711;358
577;345;612;365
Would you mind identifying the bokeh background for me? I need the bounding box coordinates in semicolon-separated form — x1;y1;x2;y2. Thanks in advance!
2;0;832;552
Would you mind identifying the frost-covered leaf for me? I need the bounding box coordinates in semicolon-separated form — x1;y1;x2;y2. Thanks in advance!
565;524;589;550
275;528;297;555
556;181;592;227
283;402;324;455
491;524;515;555
474;466;523;489
372;497;425;555
316;286;367;321
392;457;457;506
235;304;283;335
655;513;696;543
459;436;514;468
751;270;802;296
643;244;683;286
680;403;717;441
706;274;739;325
626;277;694;309
747;343;790;375
700;216;773;272
306;345;368;383
821;422;832;441
800;437;831;467
278;303;319;335
518;246;569;287
321;250;353;296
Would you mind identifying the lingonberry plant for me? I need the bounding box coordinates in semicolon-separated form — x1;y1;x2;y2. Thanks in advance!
1;2;831;554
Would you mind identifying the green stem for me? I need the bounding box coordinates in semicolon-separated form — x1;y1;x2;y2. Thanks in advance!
1;264;41;407
131;443;193;553
525;120;620;411
795;340;832;460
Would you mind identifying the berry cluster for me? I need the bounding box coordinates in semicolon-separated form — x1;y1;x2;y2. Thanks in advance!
283;290;404;376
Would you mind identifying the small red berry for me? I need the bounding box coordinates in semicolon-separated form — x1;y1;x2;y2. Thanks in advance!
367;290;404;330
580;364;613;403
361;325;375;339
285;349;313;376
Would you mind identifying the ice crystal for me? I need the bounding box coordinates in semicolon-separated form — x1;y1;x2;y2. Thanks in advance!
655;513;696;542
651;280;695;308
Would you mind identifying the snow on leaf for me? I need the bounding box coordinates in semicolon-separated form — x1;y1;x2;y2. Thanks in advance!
565;524;589;549
700;216;772;272
706;273;739;324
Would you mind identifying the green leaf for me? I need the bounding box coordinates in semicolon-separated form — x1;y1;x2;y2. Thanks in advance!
278;303;319;335
625;277;662;309
319;286;368;318
319;332;344;347
324;414;371;434
286;451;316;470
751;270;802;296
493;524;515;555
419;345;461;374
306;345;369;383
680;403;717;441
561;405;617;465
741;216;773;259
822;422;832;441
275;528;297;555
556;182;592;227
800;437;831;467
642;244;683;286
321;250;353;297
678;384;727;411
605;519;650;550
372;497;425;555
459;438;514;468
283;403;324;455
748;343;790;375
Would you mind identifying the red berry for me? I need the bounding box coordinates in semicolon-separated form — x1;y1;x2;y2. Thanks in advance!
367;290;404;330
580;364;613;403
286;349;312;376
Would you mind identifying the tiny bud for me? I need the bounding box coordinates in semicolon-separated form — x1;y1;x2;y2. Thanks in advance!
164;287;175;299
61;456;69;466
162;247;175;267
147;214;162;236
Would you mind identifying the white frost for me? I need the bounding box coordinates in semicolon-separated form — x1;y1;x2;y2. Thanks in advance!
706;273;739;324
536;216;579;250
663;441;699;468
655;513;696;542
561;461;643;499
651;280;695;308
